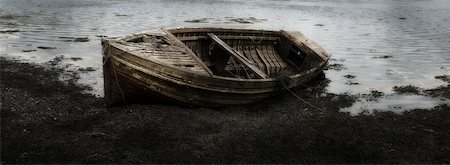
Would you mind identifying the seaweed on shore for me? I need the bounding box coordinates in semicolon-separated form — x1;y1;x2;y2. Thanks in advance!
1;58;450;164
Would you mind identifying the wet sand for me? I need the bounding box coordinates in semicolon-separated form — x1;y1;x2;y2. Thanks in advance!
2;57;449;163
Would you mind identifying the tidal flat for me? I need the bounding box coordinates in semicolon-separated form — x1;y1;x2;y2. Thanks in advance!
1;57;450;163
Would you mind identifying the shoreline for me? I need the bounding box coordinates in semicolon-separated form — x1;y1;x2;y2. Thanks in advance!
1;57;450;163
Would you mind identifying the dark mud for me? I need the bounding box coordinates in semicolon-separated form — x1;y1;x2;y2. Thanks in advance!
424;75;450;99
393;85;420;94
1;58;450;164
435;75;450;83
324;63;346;71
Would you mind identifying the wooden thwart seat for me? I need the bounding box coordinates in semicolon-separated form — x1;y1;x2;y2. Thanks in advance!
161;28;214;76
207;33;269;79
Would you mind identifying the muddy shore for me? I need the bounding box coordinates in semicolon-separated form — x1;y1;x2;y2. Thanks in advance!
1;57;450;163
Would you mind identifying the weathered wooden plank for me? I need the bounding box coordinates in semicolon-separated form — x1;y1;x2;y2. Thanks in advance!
270;44;287;69
255;48;271;75
266;44;282;73
262;44;276;73
242;41;264;72
280;30;331;61
195;41;202;60
169;28;280;36
161;28;214;76
208;33;269;79
244;49;263;73
258;46;276;74
108;41;278;89
178;36;279;41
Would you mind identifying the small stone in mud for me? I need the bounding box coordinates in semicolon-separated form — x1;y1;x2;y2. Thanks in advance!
344;74;356;79
0;29;20;33
435;75;450;83
22;49;37;52
393;85;420;94
184;18;210;23
37;46;57;49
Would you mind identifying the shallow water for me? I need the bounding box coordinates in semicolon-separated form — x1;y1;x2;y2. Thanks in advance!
1;0;449;112
341;94;450;115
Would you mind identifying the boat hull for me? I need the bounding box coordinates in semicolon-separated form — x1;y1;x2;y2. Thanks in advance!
102;28;330;107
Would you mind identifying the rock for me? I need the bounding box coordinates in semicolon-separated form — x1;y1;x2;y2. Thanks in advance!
434;75;450;83
228;17;267;24
73;37;89;42
184;18;210;23
0;29;20;33
37;46;57;49
69;57;83;61
115;13;128;17
376;55;393;59
22;49;37;52
344;74;356;79
325;63;346;71
0;14;14;19
78;67;96;72
392;85;420;94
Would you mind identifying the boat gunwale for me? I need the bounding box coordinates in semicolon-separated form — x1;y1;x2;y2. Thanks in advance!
104;27;330;83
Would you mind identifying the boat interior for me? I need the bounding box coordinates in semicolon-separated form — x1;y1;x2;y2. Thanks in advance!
119;28;325;79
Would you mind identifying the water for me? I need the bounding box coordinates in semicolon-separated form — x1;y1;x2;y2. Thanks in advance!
1;0;449;112
341;95;450;115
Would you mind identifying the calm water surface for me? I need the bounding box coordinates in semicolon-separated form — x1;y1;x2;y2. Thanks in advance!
1;0;449;113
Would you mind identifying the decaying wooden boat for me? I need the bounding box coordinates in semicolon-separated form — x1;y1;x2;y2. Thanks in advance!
102;28;331;107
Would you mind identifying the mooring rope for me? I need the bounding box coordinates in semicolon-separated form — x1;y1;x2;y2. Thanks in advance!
280;82;325;112
106;45;146;124
111;61;134;112
104;42;135;113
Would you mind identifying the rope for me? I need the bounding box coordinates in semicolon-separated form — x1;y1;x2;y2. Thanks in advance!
280;82;325;112
111;59;134;112
104;42;134;113
102;44;110;66
105;42;145;125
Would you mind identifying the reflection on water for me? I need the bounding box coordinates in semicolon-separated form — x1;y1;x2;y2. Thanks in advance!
1;0;449;110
